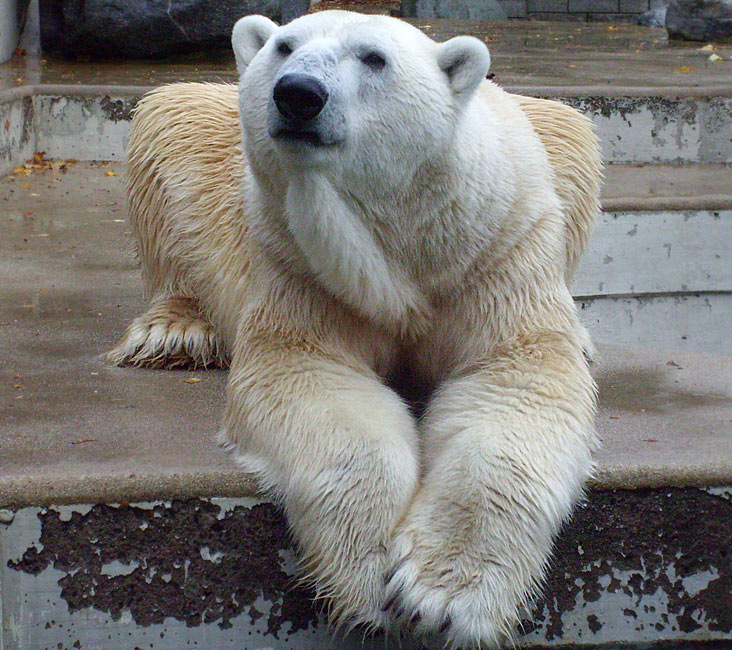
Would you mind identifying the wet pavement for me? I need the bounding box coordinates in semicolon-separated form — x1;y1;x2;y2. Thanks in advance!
1;164;731;506
2;18;732;94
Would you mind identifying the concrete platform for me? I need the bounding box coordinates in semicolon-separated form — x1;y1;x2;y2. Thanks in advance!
1;163;731;507
1;20;731;645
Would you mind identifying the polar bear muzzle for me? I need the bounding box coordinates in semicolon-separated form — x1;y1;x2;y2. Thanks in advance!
273;74;329;125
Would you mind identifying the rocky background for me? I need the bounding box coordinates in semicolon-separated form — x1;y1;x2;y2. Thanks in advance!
35;0;732;60
38;0;308;59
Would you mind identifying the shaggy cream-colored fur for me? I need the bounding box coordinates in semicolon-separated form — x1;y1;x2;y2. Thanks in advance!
109;11;602;648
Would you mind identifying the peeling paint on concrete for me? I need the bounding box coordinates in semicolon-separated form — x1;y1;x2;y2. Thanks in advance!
7;499;318;633
99;95;140;123
523;488;732;645
2;489;730;649
1;501;425;650
564;96;732;164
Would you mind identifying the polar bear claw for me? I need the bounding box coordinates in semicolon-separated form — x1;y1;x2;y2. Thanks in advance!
107;296;228;369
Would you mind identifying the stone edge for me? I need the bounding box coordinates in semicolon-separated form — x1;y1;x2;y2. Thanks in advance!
2;465;732;509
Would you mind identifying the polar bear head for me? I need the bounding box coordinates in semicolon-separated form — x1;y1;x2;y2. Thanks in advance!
231;11;492;334
232;11;490;180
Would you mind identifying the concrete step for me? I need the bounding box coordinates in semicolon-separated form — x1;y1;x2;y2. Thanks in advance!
576;163;732;356
1;160;731;649
2;160;729;356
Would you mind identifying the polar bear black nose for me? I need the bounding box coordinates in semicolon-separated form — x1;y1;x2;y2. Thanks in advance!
273;74;329;123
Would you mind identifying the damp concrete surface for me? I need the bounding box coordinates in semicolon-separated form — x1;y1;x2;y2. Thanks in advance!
1;162;731;503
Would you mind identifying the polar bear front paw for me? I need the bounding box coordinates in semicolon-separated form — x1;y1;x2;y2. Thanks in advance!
383;505;519;648
107;295;229;369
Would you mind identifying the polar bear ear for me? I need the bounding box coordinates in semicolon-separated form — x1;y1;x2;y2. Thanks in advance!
232;15;279;75
437;36;491;96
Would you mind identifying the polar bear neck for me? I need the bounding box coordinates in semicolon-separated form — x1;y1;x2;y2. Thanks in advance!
285;172;432;335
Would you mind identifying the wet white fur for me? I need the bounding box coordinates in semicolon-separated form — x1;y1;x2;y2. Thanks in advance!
109;10;602;648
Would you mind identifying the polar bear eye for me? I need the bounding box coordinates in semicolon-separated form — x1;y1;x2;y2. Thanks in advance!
276;41;293;57
360;51;386;70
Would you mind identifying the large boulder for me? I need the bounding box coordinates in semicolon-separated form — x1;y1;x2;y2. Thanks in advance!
666;0;732;41
38;0;304;59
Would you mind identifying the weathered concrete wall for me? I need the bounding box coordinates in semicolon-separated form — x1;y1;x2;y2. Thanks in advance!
575;209;732;296
0;93;35;175
577;293;732;356
572;208;732;355
0;91;140;175
564;95;732;164
34;94;138;163
2;90;731;176
1;489;730;650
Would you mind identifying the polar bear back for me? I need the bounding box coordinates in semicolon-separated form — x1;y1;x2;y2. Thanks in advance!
514;94;602;281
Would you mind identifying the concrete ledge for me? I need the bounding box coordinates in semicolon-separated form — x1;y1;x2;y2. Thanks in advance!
2;341;731;508
0;471;260;510
2;87;731;177
602;195;732;211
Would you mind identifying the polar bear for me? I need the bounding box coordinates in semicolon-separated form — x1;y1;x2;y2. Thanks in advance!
108;10;602;648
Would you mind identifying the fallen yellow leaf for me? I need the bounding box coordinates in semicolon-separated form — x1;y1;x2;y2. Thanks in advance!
105;170;118;177
184;377;203;384
673;66;697;73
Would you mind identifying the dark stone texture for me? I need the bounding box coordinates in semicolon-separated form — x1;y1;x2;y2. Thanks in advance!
39;0;283;60
666;0;732;42
402;0;508;20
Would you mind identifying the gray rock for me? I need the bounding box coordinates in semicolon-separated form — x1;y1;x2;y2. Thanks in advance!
1;0;31;63
39;0;286;59
666;0;732;41
282;0;310;24
402;0;507;20
637;5;668;27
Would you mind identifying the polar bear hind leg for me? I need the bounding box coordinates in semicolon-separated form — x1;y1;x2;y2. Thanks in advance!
107;83;243;370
